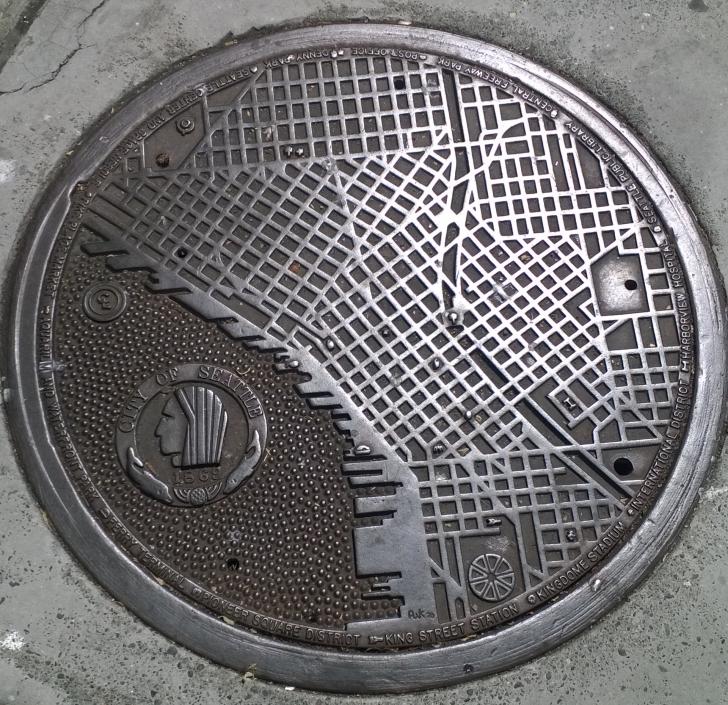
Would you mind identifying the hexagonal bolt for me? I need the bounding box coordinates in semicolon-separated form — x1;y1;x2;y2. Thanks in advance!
176;116;195;135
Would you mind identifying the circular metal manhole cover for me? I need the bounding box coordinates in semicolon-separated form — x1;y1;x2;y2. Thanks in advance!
5;24;725;693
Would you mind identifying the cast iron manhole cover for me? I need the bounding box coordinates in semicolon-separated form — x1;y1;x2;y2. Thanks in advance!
6;24;725;693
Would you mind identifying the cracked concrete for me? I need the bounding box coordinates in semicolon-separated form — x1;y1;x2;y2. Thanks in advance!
0;0;110;95
0;1;727;704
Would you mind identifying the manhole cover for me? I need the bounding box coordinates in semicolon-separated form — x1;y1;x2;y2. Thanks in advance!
6;24;725;693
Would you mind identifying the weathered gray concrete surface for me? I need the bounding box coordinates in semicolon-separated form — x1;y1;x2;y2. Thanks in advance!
0;0;41;52
0;1;727;703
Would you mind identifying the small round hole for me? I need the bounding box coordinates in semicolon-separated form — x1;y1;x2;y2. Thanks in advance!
394;76;406;90
624;279;638;291
155;152;170;168
613;457;634;476
226;557;240;571
175;247;189;258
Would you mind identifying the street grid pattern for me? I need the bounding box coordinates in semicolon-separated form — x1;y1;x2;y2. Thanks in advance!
81;51;685;628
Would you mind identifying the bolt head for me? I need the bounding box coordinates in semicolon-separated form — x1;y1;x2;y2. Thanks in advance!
176;116;195;135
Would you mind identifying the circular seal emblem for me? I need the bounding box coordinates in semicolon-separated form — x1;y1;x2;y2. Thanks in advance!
115;364;267;506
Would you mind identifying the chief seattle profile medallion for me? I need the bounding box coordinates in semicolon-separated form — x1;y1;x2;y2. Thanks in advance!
116;364;267;506
5;24;725;693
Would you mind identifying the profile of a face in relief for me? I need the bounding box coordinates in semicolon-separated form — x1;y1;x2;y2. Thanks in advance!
155;385;229;469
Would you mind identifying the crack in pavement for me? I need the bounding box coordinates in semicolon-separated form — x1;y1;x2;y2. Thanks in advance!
0;0;110;98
